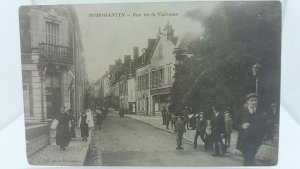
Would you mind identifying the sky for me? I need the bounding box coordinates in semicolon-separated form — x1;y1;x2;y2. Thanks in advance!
74;2;218;81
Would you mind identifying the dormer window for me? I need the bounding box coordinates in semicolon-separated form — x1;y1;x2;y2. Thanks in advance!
141;48;146;63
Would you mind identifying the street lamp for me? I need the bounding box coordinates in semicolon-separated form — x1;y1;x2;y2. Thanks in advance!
252;63;262;94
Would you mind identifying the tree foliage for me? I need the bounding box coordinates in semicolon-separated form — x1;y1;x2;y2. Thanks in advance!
171;1;281;117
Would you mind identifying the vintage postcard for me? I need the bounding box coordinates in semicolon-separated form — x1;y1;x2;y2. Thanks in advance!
19;1;281;166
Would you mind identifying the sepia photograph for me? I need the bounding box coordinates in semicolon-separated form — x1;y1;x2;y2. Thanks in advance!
19;1;281;166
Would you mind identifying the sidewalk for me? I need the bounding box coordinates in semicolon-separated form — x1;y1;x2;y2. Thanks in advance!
126;114;278;165
28;128;91;166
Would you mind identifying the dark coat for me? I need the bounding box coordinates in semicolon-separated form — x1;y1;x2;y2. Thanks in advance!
80;115;89;137
166;111;172;121
174;119;186;133
211;113;226;135
195;117;207;132
161;109;167;117
68;113;76;138
235;107;268;151
56;112;71;146
224;117;233;134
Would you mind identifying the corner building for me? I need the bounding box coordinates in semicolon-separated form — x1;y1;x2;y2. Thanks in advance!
20;6;87;124
149;23;178;115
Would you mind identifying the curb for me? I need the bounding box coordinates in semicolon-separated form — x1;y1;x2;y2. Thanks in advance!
82;139;91;166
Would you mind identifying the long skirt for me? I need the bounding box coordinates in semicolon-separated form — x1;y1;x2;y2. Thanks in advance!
70;126;76;138
56;126;70;147
80;125;89;137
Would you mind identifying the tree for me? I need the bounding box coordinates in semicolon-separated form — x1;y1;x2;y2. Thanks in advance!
171;1;281;117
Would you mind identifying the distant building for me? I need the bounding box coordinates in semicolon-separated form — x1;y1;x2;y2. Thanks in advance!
109;60;122;109
119;55;132;112
149;22;178;115
135;39;156;115
127;75;136;114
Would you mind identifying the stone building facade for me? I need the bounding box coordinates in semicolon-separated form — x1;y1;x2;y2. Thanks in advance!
20;5;87;124
134;39;156;115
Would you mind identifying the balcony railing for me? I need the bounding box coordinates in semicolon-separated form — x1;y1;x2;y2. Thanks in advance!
39;43;73;64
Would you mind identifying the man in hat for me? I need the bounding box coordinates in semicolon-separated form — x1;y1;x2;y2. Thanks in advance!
174;116;186;150
182;106;190;130
193;112;208;150
236;93;268;166
266;102;279;140
161;106;167;125
211;106;226;156
166;106;173;130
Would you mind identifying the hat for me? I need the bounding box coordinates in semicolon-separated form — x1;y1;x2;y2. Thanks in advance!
245;93;259;100
224;111;229;114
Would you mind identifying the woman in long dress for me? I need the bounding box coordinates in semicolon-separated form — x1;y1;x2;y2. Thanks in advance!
79;111;89;141
55;106;71;150
67;109;76;139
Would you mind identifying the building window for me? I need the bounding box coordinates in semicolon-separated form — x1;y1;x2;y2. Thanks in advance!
157;68;164;86
22;70;33;117
168;66;172;83
151;70;155;87
145;73;149;89
45;21;59;45
141;75;144;90
142;54;145;63
138;76;141;91
141;99;144;111
158;43;163;59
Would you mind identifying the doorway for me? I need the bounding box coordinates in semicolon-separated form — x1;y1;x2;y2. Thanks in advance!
45;72;61;119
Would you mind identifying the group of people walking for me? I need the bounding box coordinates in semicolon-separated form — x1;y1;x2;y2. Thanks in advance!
162;93;278;166
51;105;108;150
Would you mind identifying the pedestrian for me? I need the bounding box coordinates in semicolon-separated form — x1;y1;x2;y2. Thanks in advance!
266;102;279;141
95;107;103;130
224;111;233;148
190;113;197;130
55;106;71;150
86;108;95;139
211;106;226;156
166;107;172;129
205;119;213;151
194;112;208;150
161;106;167;125
79;111;89;141
235;93;268;166
174;116;186;149
105;105;109;119
119;108;125;118
67;109;76;140
182;106;190;130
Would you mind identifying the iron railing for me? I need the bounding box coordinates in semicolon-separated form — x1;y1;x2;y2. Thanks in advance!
39;43;72;63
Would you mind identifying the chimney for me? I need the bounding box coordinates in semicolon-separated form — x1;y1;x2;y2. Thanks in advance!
129;59;133;78
133;47;139;60
124;55;131;64
166;22;174;41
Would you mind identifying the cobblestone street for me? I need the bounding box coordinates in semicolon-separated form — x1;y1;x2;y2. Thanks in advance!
85;109;243;166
